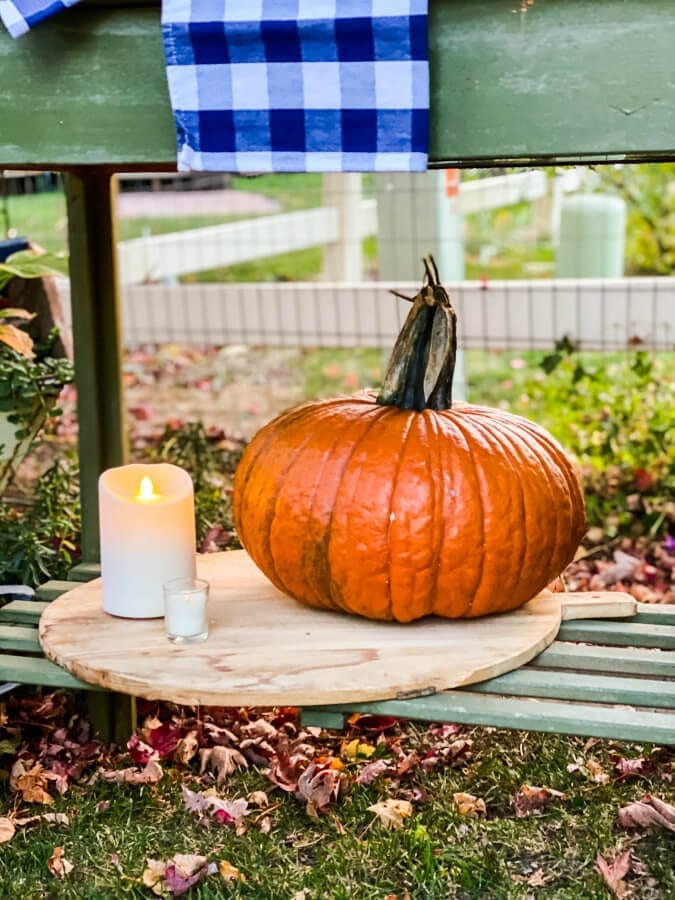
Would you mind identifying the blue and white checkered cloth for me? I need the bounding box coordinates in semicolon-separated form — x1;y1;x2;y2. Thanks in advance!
1;0;429;173
162;0;429;172
0;0;78;37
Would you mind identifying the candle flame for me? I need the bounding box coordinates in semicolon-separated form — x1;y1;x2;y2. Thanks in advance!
138;476;158;500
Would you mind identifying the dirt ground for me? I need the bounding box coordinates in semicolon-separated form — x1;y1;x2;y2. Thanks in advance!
123;345;305;443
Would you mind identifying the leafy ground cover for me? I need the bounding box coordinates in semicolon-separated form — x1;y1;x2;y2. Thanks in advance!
0;694;673;898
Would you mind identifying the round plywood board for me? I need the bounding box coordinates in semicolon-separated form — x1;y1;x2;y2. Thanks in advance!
39;550;636;707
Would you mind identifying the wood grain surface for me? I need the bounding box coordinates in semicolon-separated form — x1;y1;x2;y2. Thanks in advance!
39;551;636;707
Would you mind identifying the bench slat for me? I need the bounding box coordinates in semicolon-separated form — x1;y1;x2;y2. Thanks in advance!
634;604;675;626
465;667;674;708
0;625;41;653
308;693;675;744
67;563;101;583
0;655;98;689
530;641;675;678
558;620;675;650
35;581;79;601
0;600;50;625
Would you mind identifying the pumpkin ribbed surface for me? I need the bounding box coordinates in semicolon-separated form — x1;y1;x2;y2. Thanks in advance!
232;257;586;622
233;397;585;622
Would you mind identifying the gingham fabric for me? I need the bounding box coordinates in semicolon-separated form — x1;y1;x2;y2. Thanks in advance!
0;0;79;37
162;0;429;172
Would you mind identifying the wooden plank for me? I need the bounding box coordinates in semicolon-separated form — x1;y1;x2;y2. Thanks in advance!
529;642;675;679
68;563;102;583
0;625;41;653
0;654;97;689
35;581;78;601
308;694;675;745
428;0;675;166
0;2;673;167
558;620;675;650
0;600;50;625
464;668;675;710
635;605;675;626
65;171;127;563
0;9;176;167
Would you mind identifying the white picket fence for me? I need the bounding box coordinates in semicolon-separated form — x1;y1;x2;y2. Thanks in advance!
117;170;575;285
58;277;674;351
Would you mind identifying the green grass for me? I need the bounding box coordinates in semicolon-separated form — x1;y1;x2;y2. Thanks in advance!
1;727;672;898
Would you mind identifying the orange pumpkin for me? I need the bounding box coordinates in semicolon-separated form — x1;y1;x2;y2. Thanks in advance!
233;258;586;622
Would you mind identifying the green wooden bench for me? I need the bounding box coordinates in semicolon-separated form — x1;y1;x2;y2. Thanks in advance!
0;0;673;743
1;571;672;744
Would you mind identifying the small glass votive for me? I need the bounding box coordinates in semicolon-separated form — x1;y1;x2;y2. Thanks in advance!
163;577;209;643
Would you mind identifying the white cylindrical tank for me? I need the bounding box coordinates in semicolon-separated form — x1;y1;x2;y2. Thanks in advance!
555;194;626;278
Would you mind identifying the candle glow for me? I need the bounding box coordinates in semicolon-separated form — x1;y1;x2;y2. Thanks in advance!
138;476;159;501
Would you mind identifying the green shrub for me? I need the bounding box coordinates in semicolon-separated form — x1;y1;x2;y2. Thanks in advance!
514;340;674;537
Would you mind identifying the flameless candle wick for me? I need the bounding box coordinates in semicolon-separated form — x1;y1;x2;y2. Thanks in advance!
137;476;160;502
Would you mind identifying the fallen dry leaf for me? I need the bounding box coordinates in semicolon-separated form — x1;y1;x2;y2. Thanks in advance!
142;858;167;895
595;850;631;897
514;784;566;817
15;812;70;828
48;847;74;879
127;734;158;766
174;730;199;766
10;760;53;805
613;755;650;780
356;759;393;785
181;784;249;826
296;763;341;816
248;790;269;807
453;792;486;817
367;798;413;830
100;759;163;784
219;860;246;882
0;817;15;844
199;746;248;784
165;853;209;886
341;738;376;761
567;756;610;784
618;795;675;832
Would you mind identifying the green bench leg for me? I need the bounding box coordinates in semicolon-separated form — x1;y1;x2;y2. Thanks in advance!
86;692;137;745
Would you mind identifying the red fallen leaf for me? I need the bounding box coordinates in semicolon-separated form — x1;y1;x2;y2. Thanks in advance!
632;468;654;492
595;850;631;897
396;752;420;778
147;722;181;759
162;855;215;897
266;748;306;793
612;755;650;780
127;733;158;766
350;714;398;733
356;759;393;785
618;795;675;831
128;404;155;421
428;723;463;740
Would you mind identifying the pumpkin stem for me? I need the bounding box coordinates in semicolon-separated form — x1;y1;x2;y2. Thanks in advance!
377;255;457;412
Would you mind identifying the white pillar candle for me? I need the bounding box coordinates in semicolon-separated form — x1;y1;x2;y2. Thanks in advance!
98;463;196;618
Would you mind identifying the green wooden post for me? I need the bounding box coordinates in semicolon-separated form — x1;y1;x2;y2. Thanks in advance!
64;169;132;743
64;168;127;564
